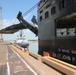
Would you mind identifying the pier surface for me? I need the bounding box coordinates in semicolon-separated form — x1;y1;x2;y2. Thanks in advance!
0;42;37;75
0;41;75;75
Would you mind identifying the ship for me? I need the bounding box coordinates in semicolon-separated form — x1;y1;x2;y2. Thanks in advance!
15;30;29;48
0;0;76;65
38;0;76;65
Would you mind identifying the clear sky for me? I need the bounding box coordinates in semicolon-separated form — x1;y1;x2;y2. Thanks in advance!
0;0;39;40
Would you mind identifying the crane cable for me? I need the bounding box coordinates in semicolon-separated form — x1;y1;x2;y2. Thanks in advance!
23;2;38;17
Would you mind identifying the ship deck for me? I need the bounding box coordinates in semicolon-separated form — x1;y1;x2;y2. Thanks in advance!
0;41;76;75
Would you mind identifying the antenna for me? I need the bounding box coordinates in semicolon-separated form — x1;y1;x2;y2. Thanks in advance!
20;30;22;37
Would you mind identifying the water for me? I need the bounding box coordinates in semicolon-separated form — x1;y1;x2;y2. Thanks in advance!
9;40;38;54
29;42;38;54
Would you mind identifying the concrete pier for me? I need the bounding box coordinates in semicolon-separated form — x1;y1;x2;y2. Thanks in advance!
0;41;76;75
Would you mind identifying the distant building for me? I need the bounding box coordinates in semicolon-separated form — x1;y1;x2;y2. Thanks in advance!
0;7;3;41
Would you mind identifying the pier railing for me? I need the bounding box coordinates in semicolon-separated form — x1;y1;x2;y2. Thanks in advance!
10;43;76;75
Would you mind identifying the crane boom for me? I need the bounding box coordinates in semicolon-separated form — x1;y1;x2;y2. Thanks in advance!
17;11;38;36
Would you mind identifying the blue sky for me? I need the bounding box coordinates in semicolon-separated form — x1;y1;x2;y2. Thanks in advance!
0;0;39;40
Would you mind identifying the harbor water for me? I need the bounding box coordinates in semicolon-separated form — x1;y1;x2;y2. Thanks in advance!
29;41;38;54
9;40;38;54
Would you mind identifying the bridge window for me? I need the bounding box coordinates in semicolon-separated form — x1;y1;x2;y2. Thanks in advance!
51;6;56;15
45;11;49;19
40;16;42;21
59;0;65;10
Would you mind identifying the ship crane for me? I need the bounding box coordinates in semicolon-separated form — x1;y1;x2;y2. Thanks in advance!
0;2;38;35
17;11;38;36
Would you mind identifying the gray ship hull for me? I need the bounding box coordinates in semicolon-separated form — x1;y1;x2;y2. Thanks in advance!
38;37;76;65
38;0;76;65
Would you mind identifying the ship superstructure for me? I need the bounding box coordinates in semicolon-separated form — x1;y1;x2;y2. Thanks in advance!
38;0;76;65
